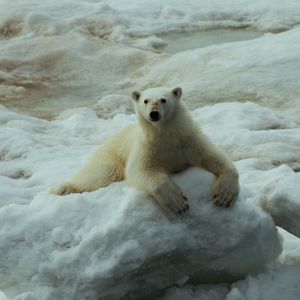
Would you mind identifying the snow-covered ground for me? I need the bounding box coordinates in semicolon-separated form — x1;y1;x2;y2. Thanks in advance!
1;0;300;299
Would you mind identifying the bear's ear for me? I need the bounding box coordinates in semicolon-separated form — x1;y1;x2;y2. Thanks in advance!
171;87;182;100
132;91;141;102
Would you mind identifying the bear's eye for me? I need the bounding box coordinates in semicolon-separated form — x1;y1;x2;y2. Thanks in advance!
160;98;167;103
144;99;149;104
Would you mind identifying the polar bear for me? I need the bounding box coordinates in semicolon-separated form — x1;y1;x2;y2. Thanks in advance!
55;87;239;215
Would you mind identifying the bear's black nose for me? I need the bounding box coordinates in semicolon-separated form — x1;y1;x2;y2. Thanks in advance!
149;111;160;122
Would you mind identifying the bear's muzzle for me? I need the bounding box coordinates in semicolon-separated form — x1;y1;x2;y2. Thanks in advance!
149;111;161;122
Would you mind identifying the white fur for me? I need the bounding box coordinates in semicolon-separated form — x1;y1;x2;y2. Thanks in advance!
54;87;239;215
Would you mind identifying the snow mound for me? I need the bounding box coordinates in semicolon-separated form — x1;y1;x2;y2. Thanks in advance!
193;102;288;132
0;168;281;300
93;94;134;118
263;172;300;238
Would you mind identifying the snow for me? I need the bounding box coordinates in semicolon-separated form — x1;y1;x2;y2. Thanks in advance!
1;0;300;299
162;261;300;300
263;173;300;237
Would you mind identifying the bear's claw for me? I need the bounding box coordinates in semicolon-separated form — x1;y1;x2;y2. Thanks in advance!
164;194;189;215
154;182;189;215
212;174;239;208
51;183;80;196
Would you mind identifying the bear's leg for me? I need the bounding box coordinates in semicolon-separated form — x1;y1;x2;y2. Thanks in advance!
126;167;189;215
193;138;239;207
54;151;124;196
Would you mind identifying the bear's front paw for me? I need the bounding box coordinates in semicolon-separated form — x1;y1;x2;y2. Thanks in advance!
51;182;80;196
154;182;189;215
212;173;239;208
162;193;189;215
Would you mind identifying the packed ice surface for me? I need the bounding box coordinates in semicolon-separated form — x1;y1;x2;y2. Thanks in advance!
1;0;300;299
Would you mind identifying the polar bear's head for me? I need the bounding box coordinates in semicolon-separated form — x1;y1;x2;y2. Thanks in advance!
131;87;182;124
